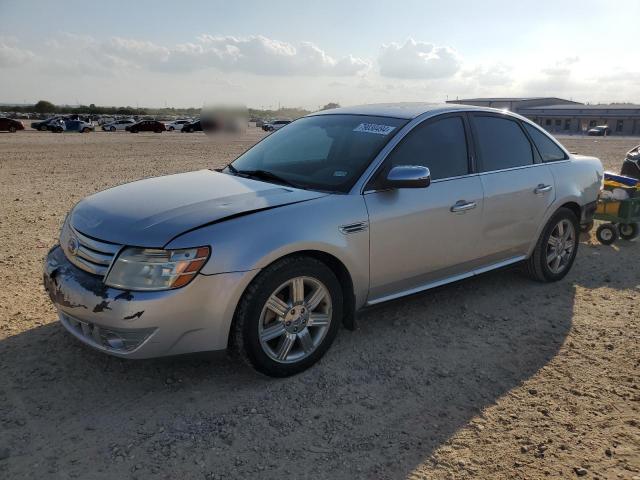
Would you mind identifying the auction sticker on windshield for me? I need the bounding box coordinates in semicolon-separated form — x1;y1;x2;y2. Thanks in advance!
353;123;396;135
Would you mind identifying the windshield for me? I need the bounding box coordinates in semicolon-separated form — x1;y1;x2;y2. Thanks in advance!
227;114;407;192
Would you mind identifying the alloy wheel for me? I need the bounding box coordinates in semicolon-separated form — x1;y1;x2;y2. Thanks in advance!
546;219;576;274
258;276;332;364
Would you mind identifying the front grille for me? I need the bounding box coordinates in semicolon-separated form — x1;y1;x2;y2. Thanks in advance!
60;221;121;276
60;313;154;352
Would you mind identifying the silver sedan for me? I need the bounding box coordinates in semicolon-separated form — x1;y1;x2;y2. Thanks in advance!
44;103;603;377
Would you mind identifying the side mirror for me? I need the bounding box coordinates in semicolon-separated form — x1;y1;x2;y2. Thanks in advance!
385;165;431;189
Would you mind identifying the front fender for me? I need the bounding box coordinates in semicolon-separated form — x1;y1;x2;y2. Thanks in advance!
165;194;371;309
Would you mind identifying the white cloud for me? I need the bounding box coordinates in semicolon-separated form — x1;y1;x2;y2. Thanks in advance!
35;34;370;77
463;64;513;87
0;37;34;67
378;39;460;79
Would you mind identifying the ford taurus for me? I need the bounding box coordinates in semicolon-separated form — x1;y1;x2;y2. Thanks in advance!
44;103;603;377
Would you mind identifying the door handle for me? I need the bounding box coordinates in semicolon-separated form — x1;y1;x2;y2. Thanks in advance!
450;200;477;213
534;184;553;194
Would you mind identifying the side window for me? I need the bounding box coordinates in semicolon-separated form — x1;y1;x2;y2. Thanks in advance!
473;116;533;172
384;116;468;180
523;123;567;162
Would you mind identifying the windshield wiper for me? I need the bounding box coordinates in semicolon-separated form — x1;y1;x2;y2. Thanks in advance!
235;169;303;189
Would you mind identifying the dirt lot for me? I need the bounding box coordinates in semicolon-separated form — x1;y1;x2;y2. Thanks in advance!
0;130;638;479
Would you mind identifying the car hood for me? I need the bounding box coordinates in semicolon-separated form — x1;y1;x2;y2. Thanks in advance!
70;170;327;247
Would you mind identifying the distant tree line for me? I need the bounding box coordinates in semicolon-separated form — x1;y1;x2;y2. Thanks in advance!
3;100;341;119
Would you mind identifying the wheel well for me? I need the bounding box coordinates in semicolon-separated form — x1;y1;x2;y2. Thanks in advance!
560;202;581;222
272;250;356;330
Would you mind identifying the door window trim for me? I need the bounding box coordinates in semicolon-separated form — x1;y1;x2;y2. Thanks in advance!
363;112;475;192
468;112;539;173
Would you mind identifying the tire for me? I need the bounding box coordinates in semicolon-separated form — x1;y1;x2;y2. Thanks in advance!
110;126;116;132
619;222;639;241
155;129;162;133
580;220;594;234
168;126;174;131
39;125;47;131
9;126;16;133
232;256;343;377
596;223;618;245
82;127;90;133
524;207;579;282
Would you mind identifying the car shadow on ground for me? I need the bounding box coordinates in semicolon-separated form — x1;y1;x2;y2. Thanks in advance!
0;263;579;480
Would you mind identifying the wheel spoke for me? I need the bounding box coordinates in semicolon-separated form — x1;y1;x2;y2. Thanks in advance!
564;240;575;253
551;255;562;271
261;322;286;342
548;236;560;248
305;285;327;311
266;295;289;318
557;222;564;237
291;278;305;304
297;328;314;353
308;313;330;327
547;250;558;264
276;333;296;360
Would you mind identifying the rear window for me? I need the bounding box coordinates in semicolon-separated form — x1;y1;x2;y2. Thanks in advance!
473;116;534;172
523;124;567;162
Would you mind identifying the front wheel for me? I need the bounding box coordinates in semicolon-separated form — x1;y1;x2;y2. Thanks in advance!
232;256;343;377
524;208;579;282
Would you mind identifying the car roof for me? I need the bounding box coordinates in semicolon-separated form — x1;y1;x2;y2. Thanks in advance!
307;102;515;120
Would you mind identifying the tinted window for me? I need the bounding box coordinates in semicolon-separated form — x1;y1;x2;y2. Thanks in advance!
384;116;468;180
523;124;567;162
473;116;533;171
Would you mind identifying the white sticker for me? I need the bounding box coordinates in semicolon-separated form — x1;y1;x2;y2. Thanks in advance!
333;170;348;177
353;123;396;135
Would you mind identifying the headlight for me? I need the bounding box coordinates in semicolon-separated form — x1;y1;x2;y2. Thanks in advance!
105;246;210;291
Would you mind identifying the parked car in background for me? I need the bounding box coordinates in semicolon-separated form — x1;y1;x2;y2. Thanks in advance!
46;118;67;133
102;119;135;131
125;120;166;133
587;125;611;136
0;117;25;132
181;120;203;133
165;119;192;131
44;103;603;377
621;144;640;180
64;119;95;133
263;120;291;132
31;116;64;131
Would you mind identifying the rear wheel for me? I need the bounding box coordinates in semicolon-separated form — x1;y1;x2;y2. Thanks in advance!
619;223;639;241
232;256;342;377
110;126;116;132
524;208;579;282
9;126;16;133
39;125;47;131
82;127;90;133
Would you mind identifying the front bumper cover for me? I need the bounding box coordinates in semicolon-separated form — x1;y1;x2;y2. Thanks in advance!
43;245;257;358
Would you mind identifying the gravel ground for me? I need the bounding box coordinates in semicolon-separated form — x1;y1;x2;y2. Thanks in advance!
0;130;638;479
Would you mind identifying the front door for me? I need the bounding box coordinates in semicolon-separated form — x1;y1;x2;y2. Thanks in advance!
365;114;485;302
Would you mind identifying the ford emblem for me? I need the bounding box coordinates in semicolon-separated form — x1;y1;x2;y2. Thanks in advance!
67;236;79;256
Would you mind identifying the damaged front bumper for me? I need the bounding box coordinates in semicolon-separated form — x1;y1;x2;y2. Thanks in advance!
43;245;256;358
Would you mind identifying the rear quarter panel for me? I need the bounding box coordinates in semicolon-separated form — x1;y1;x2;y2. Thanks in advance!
526;155;603;255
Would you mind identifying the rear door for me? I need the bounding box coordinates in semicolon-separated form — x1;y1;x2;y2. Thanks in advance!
469;113;555;261
365;114;485;301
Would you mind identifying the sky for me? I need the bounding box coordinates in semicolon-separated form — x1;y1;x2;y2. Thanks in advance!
1;0;640;109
